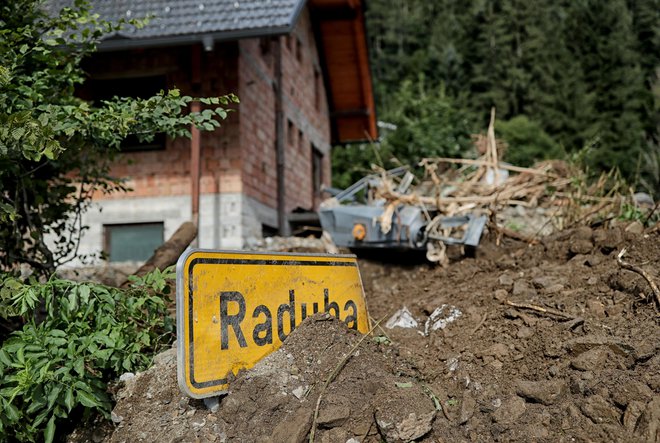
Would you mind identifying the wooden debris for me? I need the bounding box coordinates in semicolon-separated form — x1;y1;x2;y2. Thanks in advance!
616;248;660;311
504;300;575;320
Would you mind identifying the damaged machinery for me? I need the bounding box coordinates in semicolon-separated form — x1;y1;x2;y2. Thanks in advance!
319;167;487;263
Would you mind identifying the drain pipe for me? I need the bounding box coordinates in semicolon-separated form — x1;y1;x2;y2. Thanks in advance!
274;37;290;236
190;45;202;246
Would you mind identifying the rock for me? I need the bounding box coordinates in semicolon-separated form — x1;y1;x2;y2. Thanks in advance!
119;372;135;382
492;396;527;425
203;396;220;413
610;380;654;408
564;336;635;358
459;393;476;425
317;405;350;428
594;228;622;252
270;407;313;443
570;347;609;371
499;274;514;286
477;343;509;359
111;411;124;424
573;226;593;241
634;397;660;441
319;428;347;443
292;386;307;400
544;283;565;294
512;280;536;298
570;240;593;255
580;395;620;425
517;326;534;339
375;411;436;443
625;221;644;235
516;379;566;405
494;289;508;301
153;347;177;366
585;299;606;318
623;400;645;431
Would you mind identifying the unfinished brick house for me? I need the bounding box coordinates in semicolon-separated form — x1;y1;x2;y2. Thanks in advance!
49;0;377;263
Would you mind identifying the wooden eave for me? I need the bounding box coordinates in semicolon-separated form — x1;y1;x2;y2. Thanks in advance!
310;0;378;143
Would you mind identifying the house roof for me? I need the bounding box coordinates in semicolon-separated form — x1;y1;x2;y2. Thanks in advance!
46;0;306;50
47;0;377;143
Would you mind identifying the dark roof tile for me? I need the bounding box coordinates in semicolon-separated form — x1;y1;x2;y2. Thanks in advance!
46;0;304;41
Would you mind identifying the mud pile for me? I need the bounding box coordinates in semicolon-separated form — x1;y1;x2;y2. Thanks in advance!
101;225;658;442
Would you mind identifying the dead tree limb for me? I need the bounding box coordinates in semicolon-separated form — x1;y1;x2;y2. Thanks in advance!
504;300;575;320
616;248;660;311
120;221;197;288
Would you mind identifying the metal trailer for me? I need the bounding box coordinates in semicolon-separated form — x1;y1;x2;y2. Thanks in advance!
318;167;487;253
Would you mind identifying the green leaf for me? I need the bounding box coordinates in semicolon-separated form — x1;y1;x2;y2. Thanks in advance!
44;416;56;443
76;390;101;408
4;400;20;422
64;387;74;412
47;385;62;410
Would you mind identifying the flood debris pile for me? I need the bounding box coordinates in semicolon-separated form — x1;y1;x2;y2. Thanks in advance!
96;226;658;443
107;315;438;443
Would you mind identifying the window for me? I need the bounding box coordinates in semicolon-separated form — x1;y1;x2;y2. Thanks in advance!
312;145;324;199
298;129;304;152
87;75;168;151
104;222;164;262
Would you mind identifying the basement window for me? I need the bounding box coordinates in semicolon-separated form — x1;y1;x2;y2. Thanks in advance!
87;75;168;151
104;222;164;262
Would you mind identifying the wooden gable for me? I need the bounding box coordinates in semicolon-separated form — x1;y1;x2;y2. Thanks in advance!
311;0;378;143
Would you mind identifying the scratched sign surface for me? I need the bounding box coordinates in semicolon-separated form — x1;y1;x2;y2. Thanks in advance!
176;250;370;398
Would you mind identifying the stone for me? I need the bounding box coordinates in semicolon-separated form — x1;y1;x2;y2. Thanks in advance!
292;386;307;400
203;396;220;413
375;411;436;443
517;326;534;339
634;397;660;441
459;392;476;425
111;411;124;424
494;289;508;301
625;221;644;235
270;406;313;443
623;400;645;431
580;395;620;425
516;379;566;405
570;347;609;371
499;274;514;286
512;280;536;298
570;240;593;255
492;396;527;425
478;343;509;359
119;372;135;382
317;405;350;428
544;283;565;294
153;346;177;366
585;299;606;318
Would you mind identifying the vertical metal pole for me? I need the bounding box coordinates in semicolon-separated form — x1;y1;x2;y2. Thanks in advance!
274;37;290;236
191;100;201;229
191;45;202;247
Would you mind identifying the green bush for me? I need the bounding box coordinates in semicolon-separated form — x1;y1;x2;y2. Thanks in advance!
0;268;175;442
496;115;564;167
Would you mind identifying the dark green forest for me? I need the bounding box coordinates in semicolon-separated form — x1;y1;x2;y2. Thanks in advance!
334;0;659;194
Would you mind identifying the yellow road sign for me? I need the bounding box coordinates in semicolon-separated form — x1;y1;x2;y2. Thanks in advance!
176;250;370;398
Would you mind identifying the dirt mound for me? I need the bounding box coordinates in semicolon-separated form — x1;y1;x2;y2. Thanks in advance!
109;315;436;443
101;226;658;442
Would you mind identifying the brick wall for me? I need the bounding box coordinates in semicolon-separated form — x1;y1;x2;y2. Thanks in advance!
83;43;241;201
238;6;332;222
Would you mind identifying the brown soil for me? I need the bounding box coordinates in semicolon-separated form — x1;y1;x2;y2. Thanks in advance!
95;225;659;443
